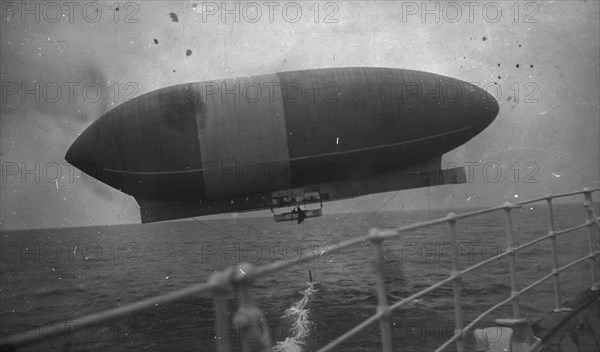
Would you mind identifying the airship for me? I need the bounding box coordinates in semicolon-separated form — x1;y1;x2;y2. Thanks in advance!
65;67;499;223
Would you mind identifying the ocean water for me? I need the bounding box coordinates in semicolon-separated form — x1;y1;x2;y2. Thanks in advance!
1;202;598;352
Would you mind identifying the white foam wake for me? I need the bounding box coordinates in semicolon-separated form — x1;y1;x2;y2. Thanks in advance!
273;281;316;352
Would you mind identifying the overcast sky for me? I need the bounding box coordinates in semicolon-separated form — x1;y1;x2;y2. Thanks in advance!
1;1;598;230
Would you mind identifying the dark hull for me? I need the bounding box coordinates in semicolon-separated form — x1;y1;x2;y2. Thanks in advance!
65;67;498;222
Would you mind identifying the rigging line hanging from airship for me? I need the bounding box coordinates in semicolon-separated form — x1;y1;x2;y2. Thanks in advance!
65;67;499;223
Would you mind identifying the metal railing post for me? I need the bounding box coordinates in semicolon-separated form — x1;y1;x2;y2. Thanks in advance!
369;228;393;352
504;203;520;318
232;263;272;352
209;268;234;352
545;195;564;311
447;213;465;352
583;188;600;291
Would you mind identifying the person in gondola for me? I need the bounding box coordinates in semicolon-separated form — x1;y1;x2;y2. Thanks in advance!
296;205;306;224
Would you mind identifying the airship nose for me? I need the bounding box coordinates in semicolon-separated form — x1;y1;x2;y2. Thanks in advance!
472;85;499;132
65;122;103;181
65;84;205;201
64;135;81;168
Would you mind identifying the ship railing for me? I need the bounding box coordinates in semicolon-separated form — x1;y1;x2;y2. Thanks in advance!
2;187;599;352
